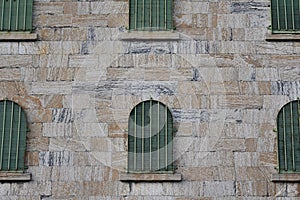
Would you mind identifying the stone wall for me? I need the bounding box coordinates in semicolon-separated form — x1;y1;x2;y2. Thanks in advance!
0;0;299;199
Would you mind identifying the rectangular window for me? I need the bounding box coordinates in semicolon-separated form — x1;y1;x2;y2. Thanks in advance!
129;0;173;31
271;0;300;33
0;0;33;32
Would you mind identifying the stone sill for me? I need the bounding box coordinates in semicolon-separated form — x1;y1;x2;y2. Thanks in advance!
266;33;300;41
0;32;37;41
0;172;31;181
271;173;300;182
120;173;182;182
120;31;180;41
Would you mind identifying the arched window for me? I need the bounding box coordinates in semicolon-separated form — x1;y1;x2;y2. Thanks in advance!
0;100;27;172
128;100;174;173
129;0;173;31
277;100;300;173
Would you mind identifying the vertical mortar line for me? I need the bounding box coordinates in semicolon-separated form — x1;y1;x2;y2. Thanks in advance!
157;102;160;170
142;102;144;171
16;0;19;30
8;101;14;170
283;106;288;171
276;0;280;30
150;100;152;170
134;107;137;170
0;100;7;170
15;106;21;170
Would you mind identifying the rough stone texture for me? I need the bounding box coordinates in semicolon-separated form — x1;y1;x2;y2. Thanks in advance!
0;0;299;199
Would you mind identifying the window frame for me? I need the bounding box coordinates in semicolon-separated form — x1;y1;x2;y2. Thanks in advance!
276;100;300;174
127;100;174;174
129;0;173;31
0;100;29;176
270;0;300;34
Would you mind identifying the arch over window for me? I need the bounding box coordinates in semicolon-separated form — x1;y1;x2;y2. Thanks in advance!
129;0;173;31
277;100;300;173
0;100;27;172
128;100;173;173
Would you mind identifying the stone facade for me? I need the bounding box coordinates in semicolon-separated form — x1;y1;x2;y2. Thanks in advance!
0;0;300;199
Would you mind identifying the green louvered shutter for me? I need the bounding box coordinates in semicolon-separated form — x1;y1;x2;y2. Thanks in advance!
0;100;27;172
0;0;33;31
129;0;173;31
271;0;300;33
277;100;300;173
128;100;173;173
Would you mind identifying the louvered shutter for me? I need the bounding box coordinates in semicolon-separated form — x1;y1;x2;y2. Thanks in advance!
271;0;300;33
0;100;27;171
128;100;173;173
277;100;300;173
0;0;33;31
129;0;173;31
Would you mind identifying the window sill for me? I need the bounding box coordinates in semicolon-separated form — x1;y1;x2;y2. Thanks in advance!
271;173;300;182
0;32;37;41
120;173;182;182
266;33;300;41
0;172;31;181
120;31;180;41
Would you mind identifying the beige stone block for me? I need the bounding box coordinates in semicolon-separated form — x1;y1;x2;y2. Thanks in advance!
46;14;73;27
26;108;52;123
72;15;108;27
27;137;49;151
260;152;277;166
107;14;128;28
12;95;43;109
0;42;18;55
1;55;32;67
180;167;216;181
234;152;259;166
25;151;39;166
213;138;245;151
30;82;72;95
40;95;64;109
61;28;87;41
217;95;263;109
245;138;258;152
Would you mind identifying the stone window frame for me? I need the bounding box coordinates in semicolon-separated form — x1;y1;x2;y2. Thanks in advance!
272;100;300;182
120;100;182;182
0;99;31;182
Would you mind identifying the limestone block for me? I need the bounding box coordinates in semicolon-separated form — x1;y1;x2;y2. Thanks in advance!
0;55;32;67
234;152;260;166
49;138;89;152
245;138;258;152
39;151;73;166
203;181;235;197
256;42;294;55
237;123;260;138
257;138;276;152
46;14;73;27
69;55;99;68
43;123;73;137
179;167;216;181
40;95;64;109
236;181;268;196
0;42;18;55
0;68;21;81
217;95;263;109
27;137;49;151
90;2;128;15
271;81;300;96
72;16;108;27
256;67;278;81
259;152;277;166
28;166;51;182
279;66;300;81
0;183;10;195
213;138;246;151
30;82;72;95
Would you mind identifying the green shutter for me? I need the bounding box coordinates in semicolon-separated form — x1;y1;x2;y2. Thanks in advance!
129;0;173;31
271;0;300;33
277;100;300;173
0;100;27;172
128;100;174;173
0;0;33;32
